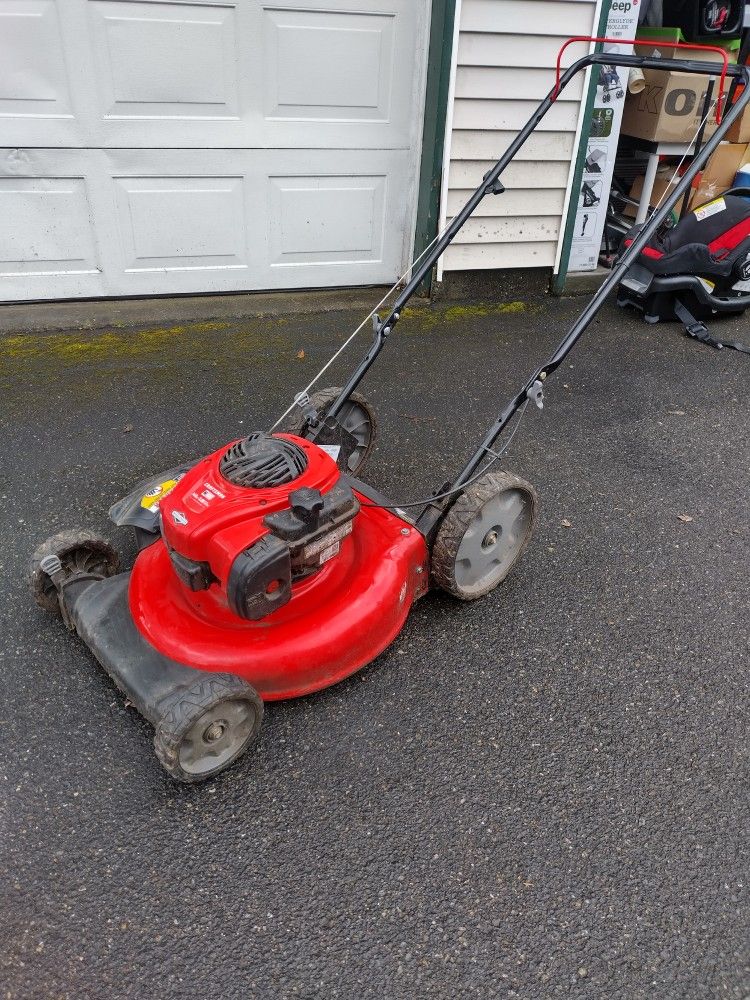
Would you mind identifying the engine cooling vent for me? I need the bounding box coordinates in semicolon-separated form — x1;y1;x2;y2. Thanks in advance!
220;433;308;489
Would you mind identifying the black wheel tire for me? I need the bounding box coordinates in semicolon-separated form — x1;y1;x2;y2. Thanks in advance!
154;673;263;784
30;529;121;614
430;471;538;600
279;386;377;476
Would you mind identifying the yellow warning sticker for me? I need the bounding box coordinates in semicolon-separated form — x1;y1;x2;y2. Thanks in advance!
694;198;726;222
140;479;179;510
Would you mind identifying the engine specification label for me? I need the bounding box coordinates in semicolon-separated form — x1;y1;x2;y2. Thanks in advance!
302;521;353;563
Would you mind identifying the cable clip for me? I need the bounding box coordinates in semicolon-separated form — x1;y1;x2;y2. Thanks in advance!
294;391;310;408
526;380;545;410
482;168;505;196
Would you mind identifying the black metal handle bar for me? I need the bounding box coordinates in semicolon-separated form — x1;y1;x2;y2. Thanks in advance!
326;50;749;427
410;55;750;537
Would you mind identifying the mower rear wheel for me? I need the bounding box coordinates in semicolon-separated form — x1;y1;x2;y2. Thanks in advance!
431;471;537;600
280;386;376;476
30;529;121;614
154;673;263;783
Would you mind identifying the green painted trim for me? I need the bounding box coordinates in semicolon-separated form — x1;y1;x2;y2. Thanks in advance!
551;1;611;295
412;0;458;296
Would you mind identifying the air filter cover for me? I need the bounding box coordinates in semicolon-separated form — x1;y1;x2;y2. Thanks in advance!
219;433;308;488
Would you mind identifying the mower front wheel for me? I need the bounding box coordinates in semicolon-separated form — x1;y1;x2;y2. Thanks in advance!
279;386;377;476
431;471;538;600
154;673;263;783
30;529;121;614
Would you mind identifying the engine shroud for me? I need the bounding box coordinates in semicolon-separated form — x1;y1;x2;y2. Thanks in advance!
128;433;429;699
157;432;338;584
219;433;308;488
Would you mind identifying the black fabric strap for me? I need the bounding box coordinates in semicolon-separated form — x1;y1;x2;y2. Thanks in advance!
673;298;750;355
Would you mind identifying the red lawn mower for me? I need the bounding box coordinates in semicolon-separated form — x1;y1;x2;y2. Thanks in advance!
31;43;750;781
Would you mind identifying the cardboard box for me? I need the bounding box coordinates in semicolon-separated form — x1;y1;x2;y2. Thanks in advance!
624;170;682;218
621;43;727;144
726;87;750;143
688;142;748;209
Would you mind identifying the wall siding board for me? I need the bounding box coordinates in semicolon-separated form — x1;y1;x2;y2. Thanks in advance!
458;33;592;68
456;66;585;103
448;159;571;190
446;187;565;217
448;215;560;244
450;130;574;162
444;241;556;269
452;98;580;132
442;0;599;273
462;0;600;34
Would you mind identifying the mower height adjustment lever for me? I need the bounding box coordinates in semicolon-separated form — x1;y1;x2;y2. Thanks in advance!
292;391;328;430
39;554;75;630
526;379;545;410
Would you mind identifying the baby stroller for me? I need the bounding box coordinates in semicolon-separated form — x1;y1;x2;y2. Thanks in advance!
598;65;624;103
581;180;602;208
585;148;606;174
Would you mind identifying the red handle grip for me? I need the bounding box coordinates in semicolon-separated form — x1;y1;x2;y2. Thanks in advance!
554;36;730;123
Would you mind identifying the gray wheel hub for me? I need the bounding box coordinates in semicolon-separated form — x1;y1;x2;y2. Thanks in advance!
455;487;533;592
177;699;258;777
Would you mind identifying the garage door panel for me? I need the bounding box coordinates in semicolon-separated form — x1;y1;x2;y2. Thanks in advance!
258;0;423;149
0;149;111;299
0;175;98;276
261;149;408;289
113;175;247;272
87;0;240;118
0;0;76;143
269;174;385;264
262;7;394;122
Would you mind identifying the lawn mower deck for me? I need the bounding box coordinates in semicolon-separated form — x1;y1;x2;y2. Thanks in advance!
128;476;428;702
31;41;750;782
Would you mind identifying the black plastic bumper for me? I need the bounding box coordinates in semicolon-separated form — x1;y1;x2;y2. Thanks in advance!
69;573;211;726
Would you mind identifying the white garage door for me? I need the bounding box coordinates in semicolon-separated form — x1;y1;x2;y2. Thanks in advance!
0;0;430;302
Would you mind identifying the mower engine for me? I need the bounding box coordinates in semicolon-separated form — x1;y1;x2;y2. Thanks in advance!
158;433;359;622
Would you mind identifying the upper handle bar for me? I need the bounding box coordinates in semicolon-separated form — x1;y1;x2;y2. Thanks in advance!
324;46;750;426
554;37;731;121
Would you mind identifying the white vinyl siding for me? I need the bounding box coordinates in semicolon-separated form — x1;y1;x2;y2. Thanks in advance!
441;0;601;272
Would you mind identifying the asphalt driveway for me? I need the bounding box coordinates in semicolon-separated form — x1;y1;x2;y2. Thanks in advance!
1;293;748;998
